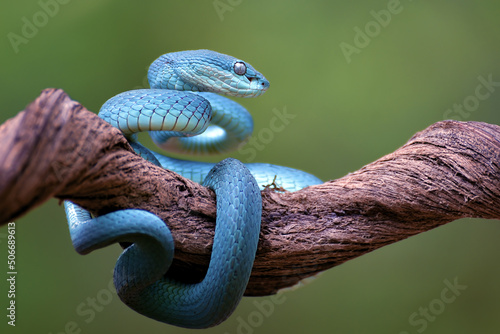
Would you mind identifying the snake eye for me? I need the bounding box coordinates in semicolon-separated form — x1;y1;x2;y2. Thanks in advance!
233;62;247;76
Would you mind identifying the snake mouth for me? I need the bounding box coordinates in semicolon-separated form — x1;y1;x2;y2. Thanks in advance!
249;77;268;89
247;76;270;96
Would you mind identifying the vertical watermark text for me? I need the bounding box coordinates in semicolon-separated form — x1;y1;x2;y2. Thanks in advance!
5;222;17;326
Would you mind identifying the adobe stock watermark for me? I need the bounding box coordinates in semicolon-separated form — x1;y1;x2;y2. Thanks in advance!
224;293;286;334
399;277;467;334
340;0;416;64
238;106;295;163
213;0;244;21
443;74;500;120
7;0;72;54
48;275;117;334
5;222;17;327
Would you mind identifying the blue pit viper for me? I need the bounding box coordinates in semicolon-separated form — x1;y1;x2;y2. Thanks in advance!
64;49;322;328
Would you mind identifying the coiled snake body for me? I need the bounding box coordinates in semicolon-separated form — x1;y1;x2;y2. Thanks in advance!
64;50;321;328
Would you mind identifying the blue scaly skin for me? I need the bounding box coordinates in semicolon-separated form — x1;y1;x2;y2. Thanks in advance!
64;50;321;328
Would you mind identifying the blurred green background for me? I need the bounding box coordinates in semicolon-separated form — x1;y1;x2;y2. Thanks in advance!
1;1;500;333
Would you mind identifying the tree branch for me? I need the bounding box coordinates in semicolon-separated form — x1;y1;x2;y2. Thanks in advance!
1;88;499;296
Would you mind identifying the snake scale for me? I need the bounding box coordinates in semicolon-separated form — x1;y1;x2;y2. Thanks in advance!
64;50;322;328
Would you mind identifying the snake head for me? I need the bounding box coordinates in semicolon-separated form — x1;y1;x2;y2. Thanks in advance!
148;49;270;98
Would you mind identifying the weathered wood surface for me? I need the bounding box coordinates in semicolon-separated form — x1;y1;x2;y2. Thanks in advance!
1;89;498;295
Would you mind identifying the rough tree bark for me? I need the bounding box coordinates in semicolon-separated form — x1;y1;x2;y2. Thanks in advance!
0;88;499;296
